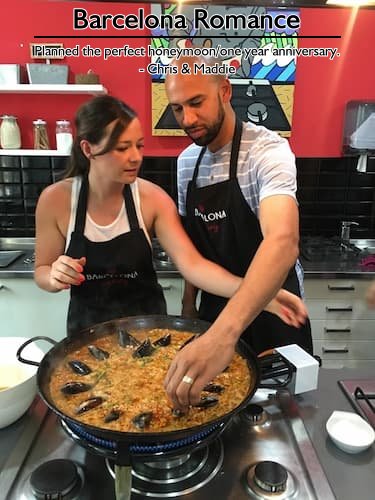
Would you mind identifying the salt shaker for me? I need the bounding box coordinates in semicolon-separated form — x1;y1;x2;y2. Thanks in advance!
0;115;21;149
33;119;50;150
56;119;73;154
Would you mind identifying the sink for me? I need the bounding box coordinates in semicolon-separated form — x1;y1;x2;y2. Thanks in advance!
0;250;24;268
350;239;375;254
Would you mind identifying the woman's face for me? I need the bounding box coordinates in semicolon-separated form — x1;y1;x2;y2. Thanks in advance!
89;117;144;184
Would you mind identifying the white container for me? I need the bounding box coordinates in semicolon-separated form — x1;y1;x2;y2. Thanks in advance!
0;115;21;149
0;337;44;428
326;411;375;454
26;63;68;84
56;119;73;154
0;64;20;85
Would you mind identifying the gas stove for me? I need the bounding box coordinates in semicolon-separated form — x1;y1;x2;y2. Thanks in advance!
0;390;335;500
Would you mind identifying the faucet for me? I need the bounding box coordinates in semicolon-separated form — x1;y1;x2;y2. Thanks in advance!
340;221;359;248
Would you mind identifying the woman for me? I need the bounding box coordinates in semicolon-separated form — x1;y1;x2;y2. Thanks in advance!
34;95;306;336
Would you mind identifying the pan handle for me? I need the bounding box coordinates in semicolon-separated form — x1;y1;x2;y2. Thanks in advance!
16;336;58;366
257;352;294;389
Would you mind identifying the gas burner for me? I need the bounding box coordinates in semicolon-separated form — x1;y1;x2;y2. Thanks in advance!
61;419;225;460
240;404;270;427
105;438;224;498
245;461;297;499
25;459;85;500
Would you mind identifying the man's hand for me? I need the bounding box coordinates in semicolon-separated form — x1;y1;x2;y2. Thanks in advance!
164;329;236;411
264;289;308;327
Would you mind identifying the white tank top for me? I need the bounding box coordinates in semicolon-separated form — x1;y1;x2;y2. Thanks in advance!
65;176;151;251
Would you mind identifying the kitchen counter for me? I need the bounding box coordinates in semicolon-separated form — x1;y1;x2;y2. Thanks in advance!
1;237;374;279
298;367;374;500
0;366;373;499
0;238;181;279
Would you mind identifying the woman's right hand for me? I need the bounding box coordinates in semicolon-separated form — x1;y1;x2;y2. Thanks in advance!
49;256;86;290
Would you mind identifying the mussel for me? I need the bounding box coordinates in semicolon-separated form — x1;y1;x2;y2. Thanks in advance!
118;329;140;348
60;381;93;395
76;396;104;415
88;345;109;360
133;338;155;358
194;396;219;409
153;334;171;347
68;360;92;375
202;383;224;394
104;408;122;423
132;411;153;429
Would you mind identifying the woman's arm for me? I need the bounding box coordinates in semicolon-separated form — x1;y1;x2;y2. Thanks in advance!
34;182;85;292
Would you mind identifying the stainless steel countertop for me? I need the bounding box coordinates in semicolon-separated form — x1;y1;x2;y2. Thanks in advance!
0;237;374;280
0;238;181;279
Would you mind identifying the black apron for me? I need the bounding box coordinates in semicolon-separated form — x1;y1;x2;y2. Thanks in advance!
65;177;166;336
185;118;313;355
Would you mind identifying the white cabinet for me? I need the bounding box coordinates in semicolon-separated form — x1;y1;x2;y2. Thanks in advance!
304;279;375;368
0;278;69;345
158;278;183;316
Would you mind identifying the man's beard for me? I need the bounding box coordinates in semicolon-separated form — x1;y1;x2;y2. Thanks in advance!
185;100;225;147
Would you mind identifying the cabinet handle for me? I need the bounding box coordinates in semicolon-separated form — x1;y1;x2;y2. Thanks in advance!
0;284;5;291
161;284;172;291
327;285;355;291
322;347;349;353
324;327;351;333
326;306;353;312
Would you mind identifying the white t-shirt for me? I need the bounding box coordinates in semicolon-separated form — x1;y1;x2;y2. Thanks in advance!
177;121;304;295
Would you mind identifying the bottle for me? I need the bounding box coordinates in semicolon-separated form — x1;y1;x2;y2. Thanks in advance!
56;119;73;154
0;115;21;149
33;119;50;150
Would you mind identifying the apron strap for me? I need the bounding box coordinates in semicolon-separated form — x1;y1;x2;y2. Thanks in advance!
74;175;89;233
192;146;207;185
123;184;140;230
229;118;243;180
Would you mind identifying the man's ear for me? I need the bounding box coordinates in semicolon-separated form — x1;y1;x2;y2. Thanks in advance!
221;78;232;104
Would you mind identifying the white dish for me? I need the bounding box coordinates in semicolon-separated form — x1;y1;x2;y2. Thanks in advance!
326;410;375;454
0;337;44;428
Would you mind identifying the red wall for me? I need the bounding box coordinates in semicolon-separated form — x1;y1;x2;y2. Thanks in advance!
1;1;374;157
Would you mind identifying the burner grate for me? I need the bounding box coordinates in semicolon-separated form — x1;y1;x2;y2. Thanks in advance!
338;379;375;428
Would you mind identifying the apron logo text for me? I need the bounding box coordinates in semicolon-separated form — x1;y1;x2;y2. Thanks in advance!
194;207;227;222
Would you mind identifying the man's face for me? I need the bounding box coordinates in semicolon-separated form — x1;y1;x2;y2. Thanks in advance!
166;74;226;147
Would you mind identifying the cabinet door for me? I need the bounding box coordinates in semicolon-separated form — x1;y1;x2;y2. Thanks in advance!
304;278;375;367
0;278;69;343
158;278;183;316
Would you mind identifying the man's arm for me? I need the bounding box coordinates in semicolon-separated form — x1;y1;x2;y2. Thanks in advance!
164;194;300;409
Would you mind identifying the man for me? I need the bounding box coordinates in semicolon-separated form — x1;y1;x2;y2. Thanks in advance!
164;55;312;410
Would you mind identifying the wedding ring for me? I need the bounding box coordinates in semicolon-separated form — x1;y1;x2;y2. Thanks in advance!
182;375;194;385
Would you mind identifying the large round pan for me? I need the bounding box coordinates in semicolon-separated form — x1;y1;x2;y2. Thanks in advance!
17;315;287;445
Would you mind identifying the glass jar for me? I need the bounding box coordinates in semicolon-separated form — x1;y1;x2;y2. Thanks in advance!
33;119;50;150
56;119;73;154
0;115;21;149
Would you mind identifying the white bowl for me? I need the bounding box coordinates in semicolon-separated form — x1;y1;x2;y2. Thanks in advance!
326;410;375;454
0;337;44;429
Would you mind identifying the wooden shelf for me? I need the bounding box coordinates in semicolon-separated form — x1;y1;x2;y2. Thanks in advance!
0;149;69;156
0;84;107;95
